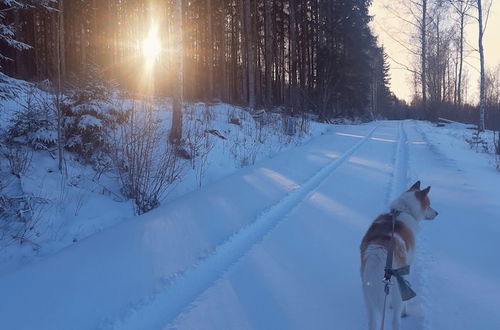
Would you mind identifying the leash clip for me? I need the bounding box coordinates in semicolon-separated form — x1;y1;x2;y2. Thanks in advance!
384;267;393;281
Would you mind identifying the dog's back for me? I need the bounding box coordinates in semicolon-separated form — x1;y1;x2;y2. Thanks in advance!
360;213;415;274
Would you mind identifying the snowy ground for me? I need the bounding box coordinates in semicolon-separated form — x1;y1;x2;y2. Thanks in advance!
0;75;330;273
0;119;499;329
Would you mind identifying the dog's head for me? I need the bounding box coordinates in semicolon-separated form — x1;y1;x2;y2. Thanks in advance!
391;180;439;221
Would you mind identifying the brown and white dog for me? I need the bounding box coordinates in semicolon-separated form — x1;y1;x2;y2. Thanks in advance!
360;181;438;330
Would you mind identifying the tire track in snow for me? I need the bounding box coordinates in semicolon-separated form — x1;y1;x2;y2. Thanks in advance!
387;120;409;204
110;125;380;330
400;121;429;330
384;121;428;330
386;121;430;330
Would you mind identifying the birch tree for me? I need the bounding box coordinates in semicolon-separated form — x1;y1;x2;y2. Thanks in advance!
476;0;486;130
421;0;428;118
382;0;430;117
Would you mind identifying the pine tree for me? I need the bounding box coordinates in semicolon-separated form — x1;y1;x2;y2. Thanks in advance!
0;0;31;63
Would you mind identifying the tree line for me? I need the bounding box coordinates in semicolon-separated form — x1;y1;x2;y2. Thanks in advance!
1;0;394;120
385;0;499;130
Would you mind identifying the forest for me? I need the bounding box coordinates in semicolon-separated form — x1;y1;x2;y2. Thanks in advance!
1;0;394;121
0;0;499;236
0;2;500;329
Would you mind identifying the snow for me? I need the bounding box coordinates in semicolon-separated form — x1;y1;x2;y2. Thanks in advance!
0;118;499;329
0;72;31;100
0;78;329;273
78;114;103;129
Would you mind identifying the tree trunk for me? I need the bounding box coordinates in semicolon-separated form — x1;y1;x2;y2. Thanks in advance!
436;15;442;103
458;6;464;107
238;0;248;106
244;0;255;110
170;0;184;144
207;0;213;100
477;0;486;131
421;0;428;119
14;10;23;77
264;0;273;107
289;0;297;112
80;20;87;72
56;1;64;172
59;0;66;80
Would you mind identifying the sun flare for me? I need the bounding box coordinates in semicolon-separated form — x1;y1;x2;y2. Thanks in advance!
142;29;161;66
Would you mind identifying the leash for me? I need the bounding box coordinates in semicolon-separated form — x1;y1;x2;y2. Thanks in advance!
380;210;416;330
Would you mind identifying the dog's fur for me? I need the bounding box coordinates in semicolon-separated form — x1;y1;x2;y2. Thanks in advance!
360;181;438;330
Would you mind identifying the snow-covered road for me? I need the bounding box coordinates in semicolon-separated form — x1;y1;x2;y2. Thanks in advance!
163;121;406;330
1;120;499;330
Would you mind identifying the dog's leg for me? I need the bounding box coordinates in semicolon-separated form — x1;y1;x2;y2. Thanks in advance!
368;308;377;330
401;301;408;318
363;286;378;330
362;252;386;330
391;287;403;330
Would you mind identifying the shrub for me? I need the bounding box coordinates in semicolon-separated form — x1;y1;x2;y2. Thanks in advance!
6;85;57;150
64;63;122;163
2;144;33;177
112;102;183;214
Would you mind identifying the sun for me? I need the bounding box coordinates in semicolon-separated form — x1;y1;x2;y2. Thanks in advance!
142;28;161;66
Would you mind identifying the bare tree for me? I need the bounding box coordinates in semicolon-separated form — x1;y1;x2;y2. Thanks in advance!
427;1;456;106
485;65;500;107
449;0;472;107
382;0;430;117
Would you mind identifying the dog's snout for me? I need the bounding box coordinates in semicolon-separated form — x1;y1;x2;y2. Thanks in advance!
425;207;438;220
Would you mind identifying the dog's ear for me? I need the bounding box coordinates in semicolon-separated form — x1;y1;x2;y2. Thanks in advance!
421;186;431;196
408;181;421;191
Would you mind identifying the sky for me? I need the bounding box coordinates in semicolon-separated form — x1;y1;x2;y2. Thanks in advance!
370;0;500;103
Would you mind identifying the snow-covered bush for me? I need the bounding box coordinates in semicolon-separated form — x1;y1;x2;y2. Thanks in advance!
64;63;122;162
227;108;312;168
465;130;489;153
0;190;47;248
229;112;261;167
5;85;57;149
2;144;33;177
112;102;183;214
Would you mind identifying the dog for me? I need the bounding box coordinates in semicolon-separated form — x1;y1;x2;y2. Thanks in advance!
360;181;438;330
